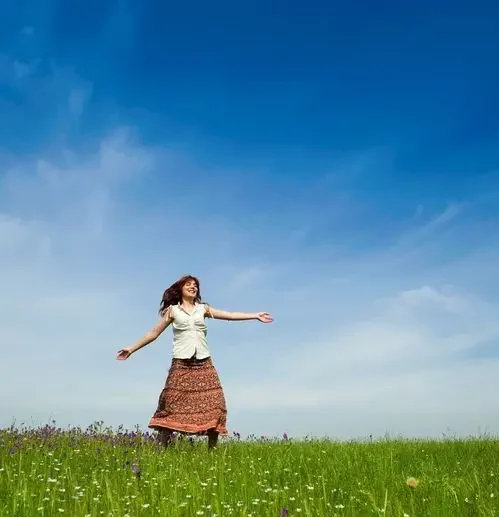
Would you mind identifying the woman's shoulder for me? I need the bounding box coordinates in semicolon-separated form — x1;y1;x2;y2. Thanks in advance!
162;304;177;319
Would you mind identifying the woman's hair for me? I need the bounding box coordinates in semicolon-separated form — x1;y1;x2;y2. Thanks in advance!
159;275;202;316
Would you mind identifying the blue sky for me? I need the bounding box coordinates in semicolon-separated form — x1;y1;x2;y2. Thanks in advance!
1;0;498;438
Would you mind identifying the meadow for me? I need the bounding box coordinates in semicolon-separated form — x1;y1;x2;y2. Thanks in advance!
1;423;497;517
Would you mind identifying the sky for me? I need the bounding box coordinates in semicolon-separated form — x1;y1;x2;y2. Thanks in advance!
1;0;499;439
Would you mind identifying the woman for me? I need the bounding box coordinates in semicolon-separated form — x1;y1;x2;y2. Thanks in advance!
116;274;273;449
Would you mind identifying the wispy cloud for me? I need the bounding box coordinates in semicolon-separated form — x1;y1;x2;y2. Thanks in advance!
68;83;93;120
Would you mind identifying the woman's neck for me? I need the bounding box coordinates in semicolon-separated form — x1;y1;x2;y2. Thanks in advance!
181;298;196;309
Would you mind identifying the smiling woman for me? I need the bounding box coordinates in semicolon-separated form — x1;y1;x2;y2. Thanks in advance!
116;274;273;449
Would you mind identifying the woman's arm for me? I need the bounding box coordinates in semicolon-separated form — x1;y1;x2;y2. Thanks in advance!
116;309;173;360
206;305;273;323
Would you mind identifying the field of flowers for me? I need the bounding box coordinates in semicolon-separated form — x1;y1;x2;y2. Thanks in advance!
1;423;497;517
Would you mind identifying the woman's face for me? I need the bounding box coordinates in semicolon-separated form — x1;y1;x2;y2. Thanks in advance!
181;279;198;300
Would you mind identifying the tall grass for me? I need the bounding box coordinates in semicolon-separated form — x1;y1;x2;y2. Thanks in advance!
1;424;497;516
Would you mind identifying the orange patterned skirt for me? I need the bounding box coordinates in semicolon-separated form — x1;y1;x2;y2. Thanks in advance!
148;357;228;435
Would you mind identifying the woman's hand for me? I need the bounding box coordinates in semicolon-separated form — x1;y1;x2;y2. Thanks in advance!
116;347;134;360
257;312;273;323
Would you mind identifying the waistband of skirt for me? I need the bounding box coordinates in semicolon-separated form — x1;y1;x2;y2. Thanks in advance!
172;356;212;365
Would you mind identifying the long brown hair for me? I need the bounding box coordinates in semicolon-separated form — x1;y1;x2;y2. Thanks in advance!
159;275;202;316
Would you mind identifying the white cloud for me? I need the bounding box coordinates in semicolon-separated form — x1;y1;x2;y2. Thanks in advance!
223;284;499;437
68;83;93;119
0;214;51;257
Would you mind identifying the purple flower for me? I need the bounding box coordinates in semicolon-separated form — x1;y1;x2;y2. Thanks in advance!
281;508;289;517
283;433;289;441
131;464;141;479
9;447;17;455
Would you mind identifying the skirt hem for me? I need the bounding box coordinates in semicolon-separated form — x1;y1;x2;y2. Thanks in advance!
148;418;228;436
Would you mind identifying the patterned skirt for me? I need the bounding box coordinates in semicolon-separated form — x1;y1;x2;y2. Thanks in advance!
148;357;228;435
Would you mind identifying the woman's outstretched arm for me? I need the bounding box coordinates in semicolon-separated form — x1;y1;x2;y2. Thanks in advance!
206;305;273;323
116;309;174;360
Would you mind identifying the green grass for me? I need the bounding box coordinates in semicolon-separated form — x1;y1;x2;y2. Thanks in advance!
1;426;498;517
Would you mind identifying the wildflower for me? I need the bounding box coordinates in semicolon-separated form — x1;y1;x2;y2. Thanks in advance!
281;508;289;517
283;433;289;441
406;477;419;489
131;464;141;480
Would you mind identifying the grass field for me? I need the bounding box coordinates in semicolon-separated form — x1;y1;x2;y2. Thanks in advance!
1;424;498;517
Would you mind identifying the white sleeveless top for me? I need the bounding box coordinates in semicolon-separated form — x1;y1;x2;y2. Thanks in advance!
169;303;211;359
